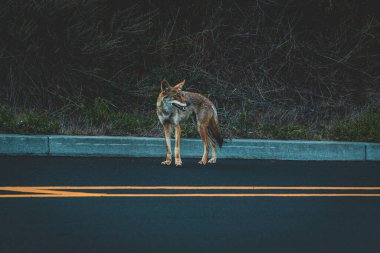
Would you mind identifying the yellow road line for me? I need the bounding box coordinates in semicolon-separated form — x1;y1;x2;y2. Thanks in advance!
1;186;380;198
1;193;380;198
0;187;102;197
2;186;380;190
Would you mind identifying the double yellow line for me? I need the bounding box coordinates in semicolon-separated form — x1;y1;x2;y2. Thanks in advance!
1;186;380;198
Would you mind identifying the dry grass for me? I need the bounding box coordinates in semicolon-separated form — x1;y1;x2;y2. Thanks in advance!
0;1;379;140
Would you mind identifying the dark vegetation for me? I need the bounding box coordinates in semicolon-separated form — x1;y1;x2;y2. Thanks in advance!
1;0;379;141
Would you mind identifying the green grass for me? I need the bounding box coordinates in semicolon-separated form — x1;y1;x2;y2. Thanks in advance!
1;102;379;143
111;112;156;135
19;112;60;134
327;110;380;142
81;98;157;135
255;123;311;140
0;105;59;134
82;98;113;127
0;105;16;132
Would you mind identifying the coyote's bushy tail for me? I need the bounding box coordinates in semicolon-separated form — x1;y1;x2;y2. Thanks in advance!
207;115;223;148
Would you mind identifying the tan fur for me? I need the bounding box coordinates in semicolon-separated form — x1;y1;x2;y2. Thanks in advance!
157;80;223;166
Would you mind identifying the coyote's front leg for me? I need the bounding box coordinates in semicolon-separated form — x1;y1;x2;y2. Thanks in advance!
174;124;182;166
161;123;172;165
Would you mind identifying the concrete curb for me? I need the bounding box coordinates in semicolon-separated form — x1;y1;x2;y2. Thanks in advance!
0;134;379;161
0;134;49;155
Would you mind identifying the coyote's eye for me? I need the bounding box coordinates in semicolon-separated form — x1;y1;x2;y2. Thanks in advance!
174;93;183;100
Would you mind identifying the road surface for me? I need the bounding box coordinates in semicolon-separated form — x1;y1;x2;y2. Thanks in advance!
1;156;380;253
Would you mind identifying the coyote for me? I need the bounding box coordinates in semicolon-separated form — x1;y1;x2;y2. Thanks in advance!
156;79;223;166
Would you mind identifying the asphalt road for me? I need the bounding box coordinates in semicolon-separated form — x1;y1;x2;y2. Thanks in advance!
1;156;380;253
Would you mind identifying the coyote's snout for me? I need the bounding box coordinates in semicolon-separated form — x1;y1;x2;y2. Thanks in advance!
156;79;223;166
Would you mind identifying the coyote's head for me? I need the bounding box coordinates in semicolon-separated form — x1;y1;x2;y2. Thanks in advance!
159;79;190;111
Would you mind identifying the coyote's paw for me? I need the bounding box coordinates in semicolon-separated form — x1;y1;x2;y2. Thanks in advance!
161;160;171;166
198;160;207;165
175;160;182;166
208;157;217;163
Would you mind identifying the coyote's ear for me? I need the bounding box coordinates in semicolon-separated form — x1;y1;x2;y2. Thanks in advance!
161;79;170;92
174;80;185;90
